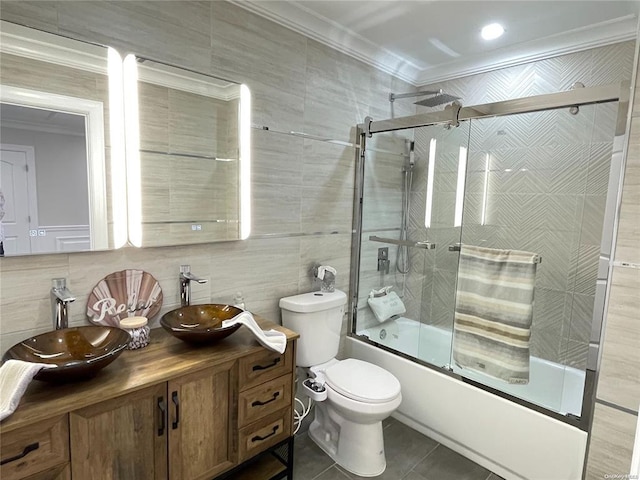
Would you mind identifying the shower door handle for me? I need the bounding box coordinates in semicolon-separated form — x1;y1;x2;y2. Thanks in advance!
369;236;436;249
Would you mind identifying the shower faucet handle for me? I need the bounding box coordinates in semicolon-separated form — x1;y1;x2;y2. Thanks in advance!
377;248;390;274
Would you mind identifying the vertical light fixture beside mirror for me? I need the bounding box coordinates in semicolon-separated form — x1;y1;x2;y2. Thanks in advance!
122;56;251;247
108;48;128;248
122;54;142;247
239;84;251;240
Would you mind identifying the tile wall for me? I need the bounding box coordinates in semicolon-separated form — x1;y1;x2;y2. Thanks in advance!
389;42;632;369
585;23;640;479
355;41;634;372
0;0;415;355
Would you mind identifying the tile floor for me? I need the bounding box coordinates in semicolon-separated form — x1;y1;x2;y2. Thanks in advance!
293;417;505;480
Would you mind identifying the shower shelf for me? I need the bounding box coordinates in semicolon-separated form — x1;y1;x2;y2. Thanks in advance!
369;236;435;249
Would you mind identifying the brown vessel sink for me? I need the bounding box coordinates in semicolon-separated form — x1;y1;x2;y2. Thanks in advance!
3;326;130;382
161;304;243;344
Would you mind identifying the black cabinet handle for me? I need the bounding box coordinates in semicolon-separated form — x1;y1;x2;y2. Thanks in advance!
251;425;279;443
252;391;280;407
157;397;166;436
252;357;281;371
1;443;39;466
171;391;180;430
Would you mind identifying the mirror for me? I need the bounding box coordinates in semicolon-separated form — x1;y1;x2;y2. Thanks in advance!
0;20;126;256
124;56;251;247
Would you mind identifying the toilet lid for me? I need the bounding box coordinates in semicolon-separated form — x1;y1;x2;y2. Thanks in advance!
324;359;401;403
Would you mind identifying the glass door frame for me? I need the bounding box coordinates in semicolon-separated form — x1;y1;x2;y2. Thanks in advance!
348;81;631;431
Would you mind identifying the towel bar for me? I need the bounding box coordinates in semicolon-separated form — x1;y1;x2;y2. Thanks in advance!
448;244;542;264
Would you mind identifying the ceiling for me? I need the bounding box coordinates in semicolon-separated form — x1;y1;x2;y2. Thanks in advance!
231;1;640;86
1;103;85;135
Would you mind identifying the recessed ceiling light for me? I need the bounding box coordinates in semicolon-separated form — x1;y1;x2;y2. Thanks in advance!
481;23;504;41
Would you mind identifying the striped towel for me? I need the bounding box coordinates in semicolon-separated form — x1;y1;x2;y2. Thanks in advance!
453;245;538;385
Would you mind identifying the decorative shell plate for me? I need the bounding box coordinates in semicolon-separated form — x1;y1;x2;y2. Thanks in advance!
87;269;163;327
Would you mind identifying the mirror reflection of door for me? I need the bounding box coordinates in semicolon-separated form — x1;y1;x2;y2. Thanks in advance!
0;103;91;254
1;20;113;256
0;145;36;255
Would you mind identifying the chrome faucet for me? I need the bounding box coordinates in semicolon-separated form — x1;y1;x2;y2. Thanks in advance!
51;278;76;330
179;265;208;307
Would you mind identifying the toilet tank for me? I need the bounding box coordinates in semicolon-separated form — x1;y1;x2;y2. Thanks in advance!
279;290;347;367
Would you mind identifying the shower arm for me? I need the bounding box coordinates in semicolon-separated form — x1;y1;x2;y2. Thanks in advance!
389;89;443;102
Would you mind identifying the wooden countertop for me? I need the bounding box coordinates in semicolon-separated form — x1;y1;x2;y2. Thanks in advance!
0;316;298;433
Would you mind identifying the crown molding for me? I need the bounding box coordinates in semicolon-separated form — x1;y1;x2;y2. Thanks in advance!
415;14;639;86
228;0;421;85
230;2;637;87
136;59;241;101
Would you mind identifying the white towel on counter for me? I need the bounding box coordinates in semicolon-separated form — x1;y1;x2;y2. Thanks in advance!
0;360;53;421
222;311;286;354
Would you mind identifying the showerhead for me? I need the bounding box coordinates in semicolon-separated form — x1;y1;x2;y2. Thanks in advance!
414;93;461;107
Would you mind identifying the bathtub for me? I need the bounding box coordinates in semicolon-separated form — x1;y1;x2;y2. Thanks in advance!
349;317;588;480
358;317;585;417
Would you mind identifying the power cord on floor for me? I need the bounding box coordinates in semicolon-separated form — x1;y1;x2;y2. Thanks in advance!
293;396;313;434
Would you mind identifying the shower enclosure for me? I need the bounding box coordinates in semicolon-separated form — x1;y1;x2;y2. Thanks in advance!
349;82;629;428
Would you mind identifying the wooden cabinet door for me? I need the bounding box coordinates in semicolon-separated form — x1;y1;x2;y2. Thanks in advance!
69;384;168;480
168;360;237;480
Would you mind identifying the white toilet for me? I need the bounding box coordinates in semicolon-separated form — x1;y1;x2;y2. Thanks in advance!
279;289;402;477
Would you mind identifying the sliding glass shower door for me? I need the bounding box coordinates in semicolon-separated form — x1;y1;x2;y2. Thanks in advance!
355;122;470;369
353;94;620;419
451;102;618;416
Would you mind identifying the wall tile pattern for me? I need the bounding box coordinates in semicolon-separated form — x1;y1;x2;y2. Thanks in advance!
370;44;633;369
0;1;413;358
357;42;633;372
586;27;640;479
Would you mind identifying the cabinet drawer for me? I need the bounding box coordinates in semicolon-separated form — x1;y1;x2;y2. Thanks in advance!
238;347;293;391
0;416;69;480
239;374;292;427
238;408;291;461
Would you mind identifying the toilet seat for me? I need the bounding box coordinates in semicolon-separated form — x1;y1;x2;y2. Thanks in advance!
324;358;401;404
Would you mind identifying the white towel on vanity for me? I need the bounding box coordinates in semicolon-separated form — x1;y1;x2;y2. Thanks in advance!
222;311;287;354
0;360;52;421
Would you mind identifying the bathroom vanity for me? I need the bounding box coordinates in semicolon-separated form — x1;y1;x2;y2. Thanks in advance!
0;317;298;480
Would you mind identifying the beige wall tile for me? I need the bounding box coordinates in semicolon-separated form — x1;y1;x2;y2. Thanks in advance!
298;234;352;294
250;80;305;133
210;2;306;98
251;183;301;236
0;255;70;335
0;1;58;32
302;141;356;189
627;124;640;170
57;1;213;73
252;129;304;186
301;184;354;233
597;267;640;411
1;53;106;102
585;404;635;479
633;84;640;113
615;173;640;263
